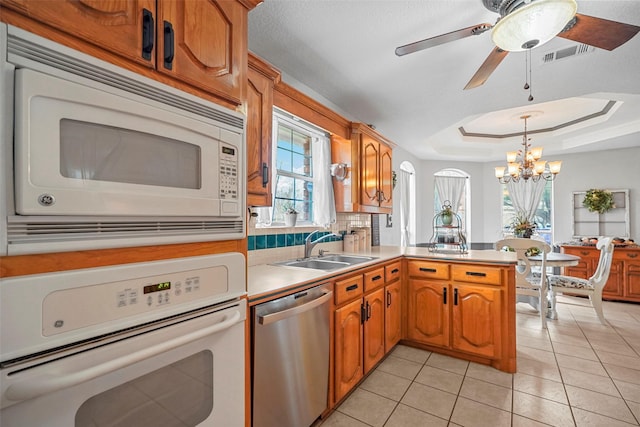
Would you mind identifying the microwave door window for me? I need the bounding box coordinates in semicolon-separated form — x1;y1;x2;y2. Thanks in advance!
59;119;201;189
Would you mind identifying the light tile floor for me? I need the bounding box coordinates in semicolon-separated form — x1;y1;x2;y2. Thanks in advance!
320;296;640;427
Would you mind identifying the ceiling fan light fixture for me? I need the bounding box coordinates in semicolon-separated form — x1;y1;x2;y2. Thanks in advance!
492;0;578;52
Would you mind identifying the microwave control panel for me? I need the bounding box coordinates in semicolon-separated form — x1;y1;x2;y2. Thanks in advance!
219;144;238;200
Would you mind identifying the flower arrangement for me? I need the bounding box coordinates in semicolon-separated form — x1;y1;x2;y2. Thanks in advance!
582;189;615;214
285;206;298;215
510;212;536;238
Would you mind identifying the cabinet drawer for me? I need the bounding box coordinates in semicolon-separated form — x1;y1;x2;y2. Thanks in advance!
408;260;449;280
364;268;385;292
452;265;502;286
335;274;364;305
385;261;402;282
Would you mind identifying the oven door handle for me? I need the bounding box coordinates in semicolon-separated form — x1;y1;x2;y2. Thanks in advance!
5;309;242;402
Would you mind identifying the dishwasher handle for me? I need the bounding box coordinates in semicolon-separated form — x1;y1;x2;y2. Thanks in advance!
258;290;332;325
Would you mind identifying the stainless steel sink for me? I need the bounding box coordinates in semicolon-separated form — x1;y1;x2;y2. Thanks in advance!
272;254;377;271
316;254;377;264
275;259;350;270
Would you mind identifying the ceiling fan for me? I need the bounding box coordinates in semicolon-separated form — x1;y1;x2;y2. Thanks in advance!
395;0;640;90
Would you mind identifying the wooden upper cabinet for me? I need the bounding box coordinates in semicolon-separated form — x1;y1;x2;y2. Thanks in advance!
360;135;380;208
246;54;281;207
379;142;393;209
333;122;394;214
1;0;250;106
0;0;156;67
157;0;247;104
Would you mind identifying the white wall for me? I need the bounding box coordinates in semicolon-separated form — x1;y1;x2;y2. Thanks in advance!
483;146;640;245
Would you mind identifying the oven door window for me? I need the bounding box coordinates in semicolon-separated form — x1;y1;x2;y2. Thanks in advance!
75;350;213;426
60;119;202;189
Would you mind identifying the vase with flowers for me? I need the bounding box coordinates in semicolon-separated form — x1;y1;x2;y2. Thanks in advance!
510;212;536;238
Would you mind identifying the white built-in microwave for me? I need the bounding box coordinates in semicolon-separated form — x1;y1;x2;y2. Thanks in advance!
0;24;246;255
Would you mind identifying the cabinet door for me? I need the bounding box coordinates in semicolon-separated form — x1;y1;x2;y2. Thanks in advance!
385;281;402;352
625;260;640;300
452;285;501;359
363;288;385;373
1;0;155;66
334;299;363;402
157;0;246;104
360;136;379;208
379;142;393;209
246;66;273;206
406;279;449;347
602;259;624;298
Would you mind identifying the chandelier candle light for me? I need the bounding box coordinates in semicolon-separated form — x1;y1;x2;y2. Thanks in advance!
495;115;562;183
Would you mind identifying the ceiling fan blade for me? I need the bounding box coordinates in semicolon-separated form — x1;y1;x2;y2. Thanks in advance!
464;47;509;90
558;13;640;51
395;23;492;56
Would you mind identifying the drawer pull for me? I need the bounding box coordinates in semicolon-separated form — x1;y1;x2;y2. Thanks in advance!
391;268;399;274
465;271;486;277
580;251;590;256
346;284;359;291
372;275;382;281
628;253;638;258
419;267;437;273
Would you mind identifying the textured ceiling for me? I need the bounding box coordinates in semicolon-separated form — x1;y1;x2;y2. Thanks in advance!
248;0;640;161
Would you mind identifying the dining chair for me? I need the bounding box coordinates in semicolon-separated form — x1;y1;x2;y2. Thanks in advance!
496;238;551;328
547;237;614;324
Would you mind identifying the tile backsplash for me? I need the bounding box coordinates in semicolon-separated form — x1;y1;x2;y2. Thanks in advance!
247;212;371;266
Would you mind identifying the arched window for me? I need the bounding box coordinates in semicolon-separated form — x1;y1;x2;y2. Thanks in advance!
434;169;470;237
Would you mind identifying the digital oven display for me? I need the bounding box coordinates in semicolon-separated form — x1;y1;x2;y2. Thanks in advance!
143;281;171;294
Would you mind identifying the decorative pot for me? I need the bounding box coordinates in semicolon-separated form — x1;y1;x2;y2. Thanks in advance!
441;212;453;226
284;213;297;227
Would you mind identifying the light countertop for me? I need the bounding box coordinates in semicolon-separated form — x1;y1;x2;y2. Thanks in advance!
247;245;517;304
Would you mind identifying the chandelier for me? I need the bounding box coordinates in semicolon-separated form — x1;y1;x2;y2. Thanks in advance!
494;115;562;184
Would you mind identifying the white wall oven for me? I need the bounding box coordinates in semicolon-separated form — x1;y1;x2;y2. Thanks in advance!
0;24;246;255
0;253;246;427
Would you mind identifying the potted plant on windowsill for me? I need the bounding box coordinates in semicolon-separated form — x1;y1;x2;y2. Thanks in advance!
284;206;298;227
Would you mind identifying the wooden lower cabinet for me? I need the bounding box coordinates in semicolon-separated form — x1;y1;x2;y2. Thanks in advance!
363;288;385;373
562;245;640;302
407;280;449;347
333;260;403;403
334;298;364;402
407;280;501;359
404;259;513;372
451;284;502;359
384;280;402;352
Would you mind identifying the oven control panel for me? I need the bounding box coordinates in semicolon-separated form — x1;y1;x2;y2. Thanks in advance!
1;253;246;363
41;266;231;337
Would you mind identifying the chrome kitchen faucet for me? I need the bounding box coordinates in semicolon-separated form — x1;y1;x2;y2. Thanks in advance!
304;230;341;258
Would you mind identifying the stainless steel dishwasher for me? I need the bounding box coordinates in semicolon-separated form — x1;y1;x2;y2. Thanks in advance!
253;285;332;427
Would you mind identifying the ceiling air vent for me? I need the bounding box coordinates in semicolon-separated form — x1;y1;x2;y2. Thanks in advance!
541;43;595;64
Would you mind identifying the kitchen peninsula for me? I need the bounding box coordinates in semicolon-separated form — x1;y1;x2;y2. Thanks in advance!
248;246;518;414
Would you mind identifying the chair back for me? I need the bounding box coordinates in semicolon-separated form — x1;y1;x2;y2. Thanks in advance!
495;238;551;288
590;237;615;290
